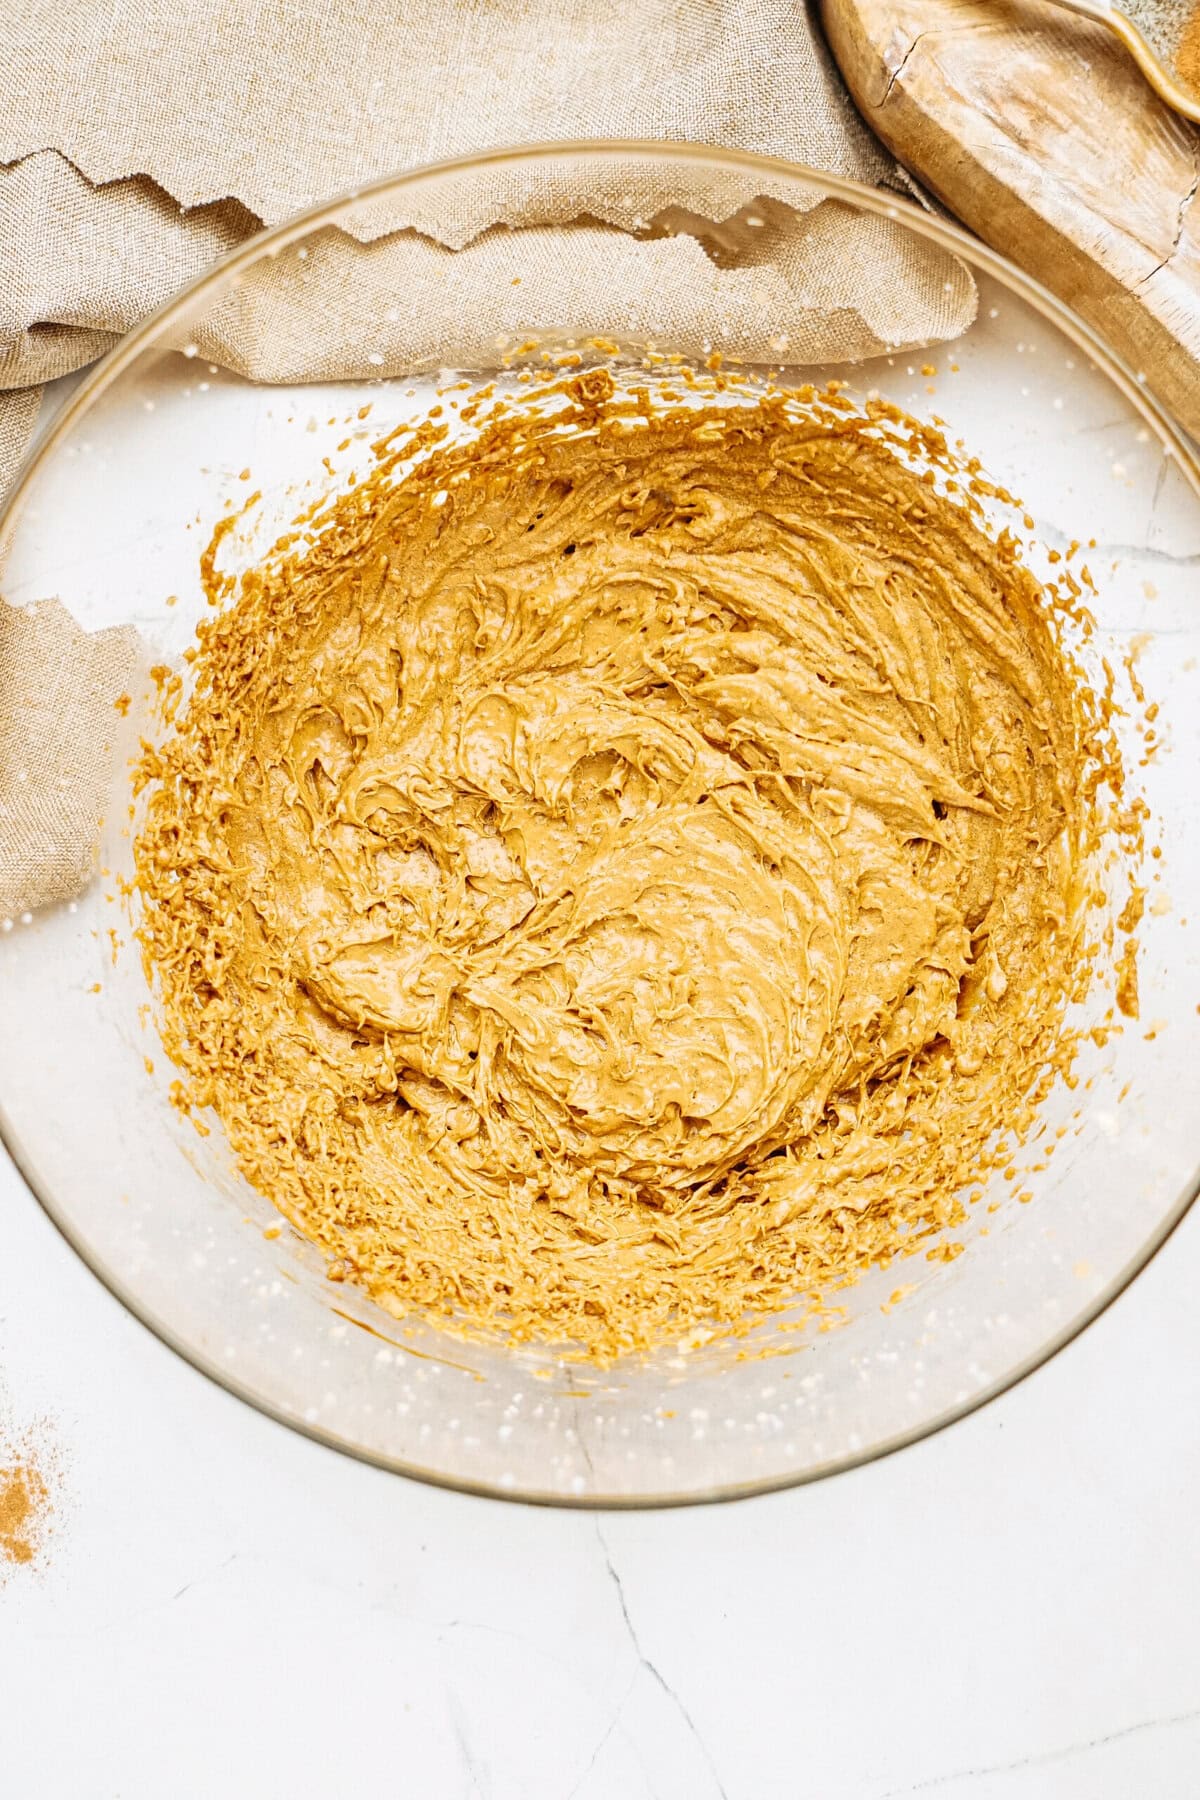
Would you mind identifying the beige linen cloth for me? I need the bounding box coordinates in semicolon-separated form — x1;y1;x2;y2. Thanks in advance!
0;0;975;918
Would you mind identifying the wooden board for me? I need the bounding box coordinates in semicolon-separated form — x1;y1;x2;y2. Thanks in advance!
821;0;1200;434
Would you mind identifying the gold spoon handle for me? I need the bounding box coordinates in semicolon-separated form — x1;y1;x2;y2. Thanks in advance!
1047;0;1200;122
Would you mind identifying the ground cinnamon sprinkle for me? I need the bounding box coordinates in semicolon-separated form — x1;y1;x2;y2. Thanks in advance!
0;1435;54;1573
1122;0;1200;95
1177;0;1200;91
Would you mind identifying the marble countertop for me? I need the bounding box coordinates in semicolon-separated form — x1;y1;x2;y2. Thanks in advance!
3;1136;1199;1797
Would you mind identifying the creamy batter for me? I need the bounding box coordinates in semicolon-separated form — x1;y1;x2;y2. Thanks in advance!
135;379;1102;1359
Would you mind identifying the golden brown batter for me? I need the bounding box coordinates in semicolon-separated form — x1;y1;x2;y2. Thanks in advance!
135;379;1106;1359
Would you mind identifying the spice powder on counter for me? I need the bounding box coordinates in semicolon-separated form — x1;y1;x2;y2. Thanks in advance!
133;378;1131;1361
0;1434;55;1574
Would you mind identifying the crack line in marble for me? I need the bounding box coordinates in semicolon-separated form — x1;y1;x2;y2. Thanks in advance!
876;1701;1200;1795
564;1668;640;1800
593;1520;729;1800
444;1684;487;1800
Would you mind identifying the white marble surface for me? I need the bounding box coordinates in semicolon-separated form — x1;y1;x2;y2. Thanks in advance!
3;1137;1200;1797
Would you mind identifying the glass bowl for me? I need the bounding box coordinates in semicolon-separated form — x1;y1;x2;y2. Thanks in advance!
1;144;1198;1506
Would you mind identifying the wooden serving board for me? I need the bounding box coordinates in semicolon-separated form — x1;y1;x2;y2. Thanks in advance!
821;0;1200;434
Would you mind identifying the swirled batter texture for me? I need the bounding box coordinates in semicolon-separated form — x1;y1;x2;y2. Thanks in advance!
136;386;1098;1358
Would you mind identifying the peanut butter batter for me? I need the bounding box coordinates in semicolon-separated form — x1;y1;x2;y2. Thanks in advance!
135;380;1106;1359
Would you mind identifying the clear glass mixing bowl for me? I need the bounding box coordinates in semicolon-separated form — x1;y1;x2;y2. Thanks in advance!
1;144;1198;1505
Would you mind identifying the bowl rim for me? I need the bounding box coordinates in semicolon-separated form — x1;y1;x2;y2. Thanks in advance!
3;137;1198;1508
